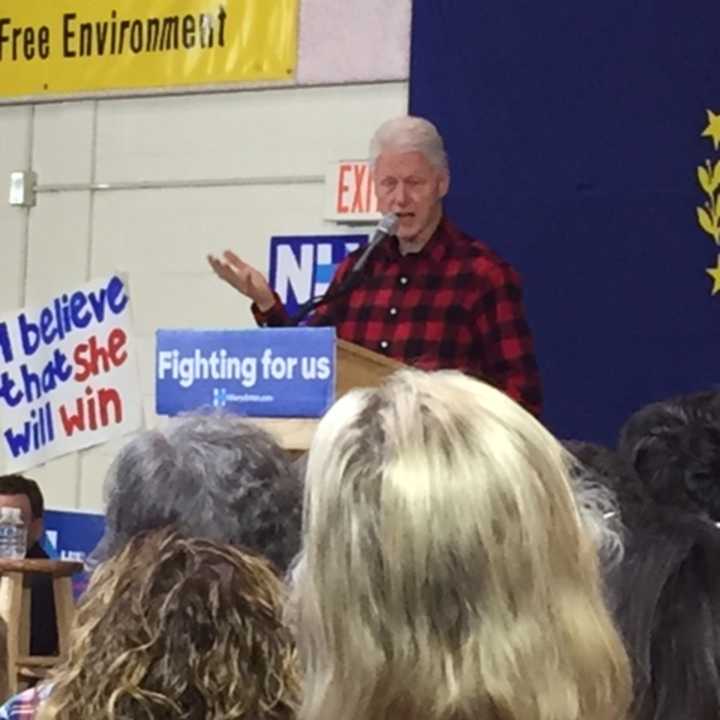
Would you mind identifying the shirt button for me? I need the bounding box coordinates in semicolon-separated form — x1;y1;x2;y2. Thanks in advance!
380;340;389;350
389;307;398;316
399;276;409;285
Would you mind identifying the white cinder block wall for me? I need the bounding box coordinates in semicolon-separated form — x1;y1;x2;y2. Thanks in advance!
0;0;410;512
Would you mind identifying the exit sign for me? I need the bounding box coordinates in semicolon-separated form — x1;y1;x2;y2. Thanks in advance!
324;160;381;222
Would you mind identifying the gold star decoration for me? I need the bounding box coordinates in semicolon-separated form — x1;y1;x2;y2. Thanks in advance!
701;109;720;150
706;255;720;295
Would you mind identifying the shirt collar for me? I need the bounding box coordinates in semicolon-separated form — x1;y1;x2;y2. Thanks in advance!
376;215;452;263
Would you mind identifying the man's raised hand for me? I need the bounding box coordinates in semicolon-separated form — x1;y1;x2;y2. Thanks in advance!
207;250;275;312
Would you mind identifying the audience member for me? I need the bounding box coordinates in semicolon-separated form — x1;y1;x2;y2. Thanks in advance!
291;369;631;720
1;529;299;719
0;476;57;656
569;407;720;720
564;439;652;534
611;508;720;720
564;440;650;510
618;391;720;520
90;413;302;572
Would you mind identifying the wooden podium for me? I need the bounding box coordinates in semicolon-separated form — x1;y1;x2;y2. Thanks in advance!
252;339;404;451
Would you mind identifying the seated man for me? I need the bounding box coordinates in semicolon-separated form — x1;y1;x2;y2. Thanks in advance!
0;475;58;656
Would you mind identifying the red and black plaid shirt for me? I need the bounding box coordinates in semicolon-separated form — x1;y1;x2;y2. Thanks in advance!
254;217;543;416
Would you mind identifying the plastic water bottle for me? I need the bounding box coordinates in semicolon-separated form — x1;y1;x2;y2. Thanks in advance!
0;507;27;558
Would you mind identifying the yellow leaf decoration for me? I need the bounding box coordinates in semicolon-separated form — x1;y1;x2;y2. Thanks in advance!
697;110;720;294
698;165;712;193
697;206;719;240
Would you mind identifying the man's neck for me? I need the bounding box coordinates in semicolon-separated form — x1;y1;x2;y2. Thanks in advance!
397;213;443;256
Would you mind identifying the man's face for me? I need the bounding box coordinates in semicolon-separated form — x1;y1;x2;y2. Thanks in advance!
374;150;449;248
0;493;42;547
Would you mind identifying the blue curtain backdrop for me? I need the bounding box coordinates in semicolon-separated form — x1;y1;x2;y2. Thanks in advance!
409;2;720;444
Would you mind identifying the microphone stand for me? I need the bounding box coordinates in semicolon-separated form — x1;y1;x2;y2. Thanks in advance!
287;213;397;327
287;266;364;326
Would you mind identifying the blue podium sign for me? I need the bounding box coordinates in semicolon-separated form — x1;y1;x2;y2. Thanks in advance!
156;327;335;418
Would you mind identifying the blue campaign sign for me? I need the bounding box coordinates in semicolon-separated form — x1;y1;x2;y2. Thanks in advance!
268;234;368;316
44;508;106;598
44;508;105;563
156;327;335;418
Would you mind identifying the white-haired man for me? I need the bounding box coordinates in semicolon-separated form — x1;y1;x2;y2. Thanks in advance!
209;116;542;415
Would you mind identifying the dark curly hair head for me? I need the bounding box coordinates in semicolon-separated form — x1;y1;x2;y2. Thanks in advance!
618;391;720;520
564;440;649;505
611;508;720;720
39;529;299;720
93;413;302;571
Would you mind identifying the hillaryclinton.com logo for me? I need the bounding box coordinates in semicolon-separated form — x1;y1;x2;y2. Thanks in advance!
212;387;228;408
211;387;273;407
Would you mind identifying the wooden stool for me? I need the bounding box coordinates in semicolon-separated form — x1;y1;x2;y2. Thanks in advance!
0;558;83;695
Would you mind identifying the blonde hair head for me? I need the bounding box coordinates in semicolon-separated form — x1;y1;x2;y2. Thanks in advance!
292;369;631;720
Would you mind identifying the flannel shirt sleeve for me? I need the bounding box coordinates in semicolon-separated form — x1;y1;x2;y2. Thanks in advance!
251;256;355;328
251;291;291;327
474;264;543;416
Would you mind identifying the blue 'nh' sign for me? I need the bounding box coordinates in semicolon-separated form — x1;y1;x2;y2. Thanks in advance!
156;328;335;418
268;234;368;316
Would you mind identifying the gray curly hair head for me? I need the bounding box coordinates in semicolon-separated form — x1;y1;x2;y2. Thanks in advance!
92;413;302;571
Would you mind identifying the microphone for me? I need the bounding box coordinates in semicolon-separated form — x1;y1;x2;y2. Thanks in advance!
347;212;398;275
288;212;398;326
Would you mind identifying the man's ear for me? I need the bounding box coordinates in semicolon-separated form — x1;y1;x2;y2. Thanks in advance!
438;169;450;199
29;516;44;546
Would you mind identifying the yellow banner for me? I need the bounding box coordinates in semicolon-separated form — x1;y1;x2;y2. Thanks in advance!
0;0;297;99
